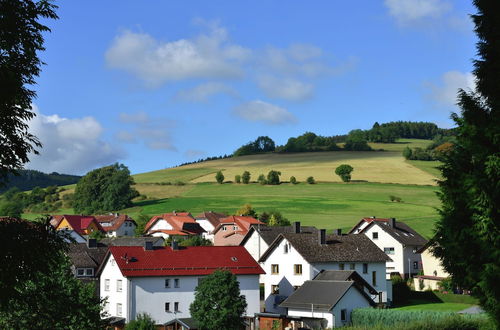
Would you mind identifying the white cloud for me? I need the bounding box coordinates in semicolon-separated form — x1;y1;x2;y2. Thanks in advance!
26;106;124;174
233;100;296;125
175;82;237;102
257;75;313;101
429;71;475;105
105;23;250;86
117;111;176;151
384;0;452;24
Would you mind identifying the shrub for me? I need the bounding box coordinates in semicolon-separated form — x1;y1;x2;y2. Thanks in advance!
173;181;186;186
335;164;354;182
289;176;297;184
438;277;454;293
241;171;251;184
257;174;266;185
306;176;315;184
235;175;241;183
389;195;403;202
125;313;156;330
266;170;281;185
215;171;224;184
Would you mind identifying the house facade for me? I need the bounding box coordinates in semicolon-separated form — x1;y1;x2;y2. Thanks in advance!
350;218;427;278
213;215;264;246
194;211;227;242
413;243;449;291
95;214;137;237
259;230;391;314
99;244;264;324
143;212;205;239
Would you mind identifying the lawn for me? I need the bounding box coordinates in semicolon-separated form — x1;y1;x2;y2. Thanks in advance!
393;292;479;312
407;160;442;179
122;182;440;238
393;302;472;312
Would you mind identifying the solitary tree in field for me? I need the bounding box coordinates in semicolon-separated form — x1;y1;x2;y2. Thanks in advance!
190;270;247;329
0;0;58;184
433;0;500;325
289;176;297;184
241;171;251;184
235;174;241;183
266;170;281;185
335;164;354;182
306;176;316;184
215;171;224;184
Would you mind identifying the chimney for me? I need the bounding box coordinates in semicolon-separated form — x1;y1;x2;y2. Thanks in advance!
172;240;179;250
87;238;97;249
319;229;326;245
371;216;376;219
335;228;342;235
294;221;301;234
389;218;396;228
144;241;154;251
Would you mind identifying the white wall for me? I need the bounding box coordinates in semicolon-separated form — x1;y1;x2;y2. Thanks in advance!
129;274;260;324
331;287;373;327
362;225;403;277
112;221;136;237
287;309;333;329
149;219;173;232
242;230;269;263
196;219;214;241
100;255;129;320
421;247;448;278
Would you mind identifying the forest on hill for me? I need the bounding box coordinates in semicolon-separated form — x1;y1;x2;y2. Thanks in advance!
0;170;81;193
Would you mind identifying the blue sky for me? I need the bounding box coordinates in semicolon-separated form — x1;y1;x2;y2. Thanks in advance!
28;0;477;175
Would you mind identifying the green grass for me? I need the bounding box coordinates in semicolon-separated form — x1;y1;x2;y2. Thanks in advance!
121;182;440;238
368;138;434;152
132;167;218;184
407;160;443;179
393;302;472;312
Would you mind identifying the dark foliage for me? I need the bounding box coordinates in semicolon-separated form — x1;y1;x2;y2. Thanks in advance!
306;176;316;184
241;171;251;184
0;169;80;193
281;132;340;153
0;0;58;184
433;0;500;326
233;136;276;156
215;170;224;184
335;164;354;182
344;130;372;151
73;163;139;214
266;170;281;185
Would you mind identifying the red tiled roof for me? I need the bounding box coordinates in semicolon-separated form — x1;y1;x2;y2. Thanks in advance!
95;214;136;232
195;211;227;228
108;246;265;277
55;215;105;235
214;216;264;235
144;213;204;235
149;229;190;236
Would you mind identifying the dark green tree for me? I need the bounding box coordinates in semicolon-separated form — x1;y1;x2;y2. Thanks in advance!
306;176;316;184
266;170;281;185
402;146;413;159
124;313;156;330
179;236;213;246
190;270;247;329
344;130;371;151
134;213;151;236
260;211;291;226
241;171;251;184
0;217;103;328
433;0;500;326
235;174;241;183
215;170;225;184
0;1;58;184
335;164;354;182
73;163;139;214
289;176;297;184
235;203;257;218
257;174;266;185
0;200;24;217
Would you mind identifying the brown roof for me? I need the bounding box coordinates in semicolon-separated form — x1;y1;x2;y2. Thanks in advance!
68;242;108;269
259;232;392;263
144;213;205;235
360;220;428;247
213;216;264;235
195;211;227;228
95;214;136;232
240;224;318;246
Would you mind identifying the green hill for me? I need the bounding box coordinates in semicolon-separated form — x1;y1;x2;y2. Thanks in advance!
0;170;81;193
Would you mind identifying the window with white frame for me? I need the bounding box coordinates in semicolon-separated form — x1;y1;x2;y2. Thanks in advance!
174;279;180;288
294;264;302;275
165;279;170;288
271;264;279;275
76;268;94;277
117;279;122;292
165;302;170;312
174;302;179;312
104;279;110;291
116;303;122;316
384;247;395;255
222;226;227;231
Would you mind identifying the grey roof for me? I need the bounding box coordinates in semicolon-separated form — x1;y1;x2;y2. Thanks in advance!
260;232;391;263
164;318;199;329
362;221;428;247
68;243;108;268
313;270;378;294
240;225;318;246
280;280;358;311
100;236;164;246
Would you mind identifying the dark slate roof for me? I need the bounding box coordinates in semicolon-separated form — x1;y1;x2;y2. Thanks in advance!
240;225;318;246
313;270;377;294
361;220;428;247
280;280;370;311
68;243;108;268
100;237;164;246
164;318;199;329
260;232;391;263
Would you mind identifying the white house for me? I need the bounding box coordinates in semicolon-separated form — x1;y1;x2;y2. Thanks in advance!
280;270;377;328
413;242;449;291
98;243;264;325
349;218;428;279
259;229;392;314
95;214;137;237
194;211;227;242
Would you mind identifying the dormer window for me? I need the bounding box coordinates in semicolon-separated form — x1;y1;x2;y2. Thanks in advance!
372;232;378;239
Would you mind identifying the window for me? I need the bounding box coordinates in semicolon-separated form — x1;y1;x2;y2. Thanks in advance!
165;279;170;288
174;279;180;288
233;226;238;230
294;264;302;275
372;271;377;286
350;263;355;270
174;302;179;312
339;263;345;270
271;285;279;294
116;303;122;316
413;261;419;270
363;263;368;274
222;226;227;231
271;264;279;275
76;268;94;277
104;279;110;291
341;309;347;322
384;247;395;255
283;244;289;254
165;302;170;312
372;232;378;239
293;285;300;291
117;279;122;292
124;231;128;236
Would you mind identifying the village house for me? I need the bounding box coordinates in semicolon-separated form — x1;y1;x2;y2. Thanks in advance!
98;243;264;325
413;242;449;291
279;270;377;328
349;217;428;279
259;228;392;314
213;215;264;246
143;212;205;239
95;213;137;237
194;211;227;242
51;214;105;237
